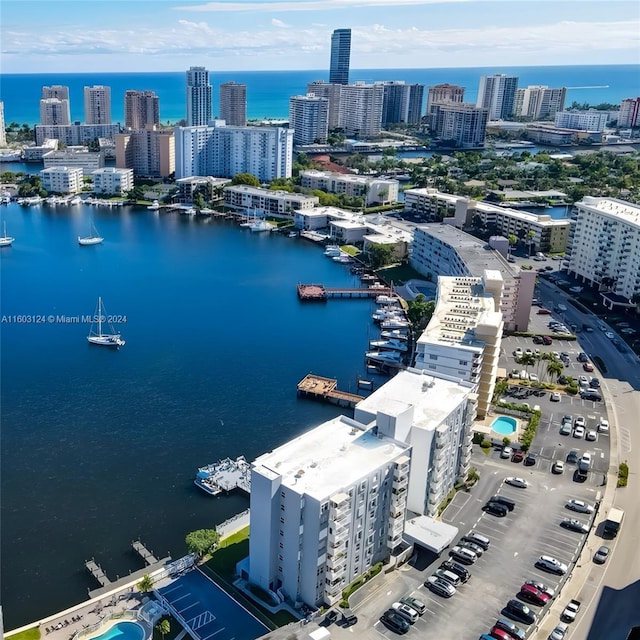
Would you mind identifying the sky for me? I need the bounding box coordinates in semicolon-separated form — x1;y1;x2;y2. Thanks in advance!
1;0;639;74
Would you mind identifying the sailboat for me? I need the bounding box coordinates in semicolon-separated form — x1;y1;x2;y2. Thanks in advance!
0;221;15;247
87;297;125;348
78;220;103;246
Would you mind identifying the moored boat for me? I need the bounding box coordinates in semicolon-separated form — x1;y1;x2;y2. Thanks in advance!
86;297;125;348
0;221;15;247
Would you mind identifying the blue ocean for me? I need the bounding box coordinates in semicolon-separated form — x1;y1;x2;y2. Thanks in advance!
1;65;638;125
0;203;386;628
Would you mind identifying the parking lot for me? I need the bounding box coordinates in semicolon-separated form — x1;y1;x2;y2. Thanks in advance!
367;464;599;639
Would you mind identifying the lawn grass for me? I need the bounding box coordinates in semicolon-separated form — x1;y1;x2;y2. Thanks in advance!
376;263;424;285
218;525;249;549
6;628;40;640
206;539;249;578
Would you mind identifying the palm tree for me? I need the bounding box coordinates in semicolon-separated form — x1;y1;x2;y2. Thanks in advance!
156;619;170;640
547;359;564;382
137;574;154;593
519;352;536;374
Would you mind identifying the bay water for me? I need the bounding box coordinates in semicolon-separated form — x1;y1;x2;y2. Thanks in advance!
0;203;383;627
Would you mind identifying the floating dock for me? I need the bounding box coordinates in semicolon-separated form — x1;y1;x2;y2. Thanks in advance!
194;456;251;496
297;283;392;301
132;540;158;565
297;374;365;408
85;558;110;588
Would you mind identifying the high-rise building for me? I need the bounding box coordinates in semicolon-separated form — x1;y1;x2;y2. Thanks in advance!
306;81;342;130
115;128;175;178
39;98;72;126
40;86;71;125
476;74;518;120
39;166;84;194
338;82;384;137
618;97;640;128
378;81;424;126
83;85;111;124
288;94;329;145
174;121;293;182
219;82;247;126
186;66;212;127
426;84;464;112
34;123;121;146
554;110;609;131
329;28;351;85
0;101;5;146
247;415;411;607
124;90;159;130
430;103;488;148
565;197;640;305
513;85;566;120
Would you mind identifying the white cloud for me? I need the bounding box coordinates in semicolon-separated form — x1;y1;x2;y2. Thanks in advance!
178;0;470;12
271;18;291;28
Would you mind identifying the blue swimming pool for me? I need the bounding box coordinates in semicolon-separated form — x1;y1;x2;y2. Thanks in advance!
491;416;517;435
88;622;145;640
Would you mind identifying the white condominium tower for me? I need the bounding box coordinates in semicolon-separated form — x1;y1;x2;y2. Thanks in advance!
306;81;342;130
0;101;5;146
288;94;329;145
513;85;566;120
40;85;71;125
247;415;411;607
476;73;518;120
83;85;111;125
338;82;384;137
219;81;247;126
565;197;640;307
124;90;159;130
329;28;351;85
186;66;212;127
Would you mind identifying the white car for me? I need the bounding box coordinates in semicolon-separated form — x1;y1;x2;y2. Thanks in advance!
536;555;568;575
586;429;597;441
501;446;513;459
552;460;565;474
605;331;615;339
505;476;528;488
514;348;523;359
578;376;589;387
529;373;539;382
573;426;585;438
574;416;586;427
551;392;561;402
598;419;609;433
549;623;569;640
391;602;418;623
566;499;595;514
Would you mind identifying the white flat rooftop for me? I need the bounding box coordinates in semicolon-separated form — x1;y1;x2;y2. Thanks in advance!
577;197;640;226
403;515;459;554
253;416;409;499
355;368;473;434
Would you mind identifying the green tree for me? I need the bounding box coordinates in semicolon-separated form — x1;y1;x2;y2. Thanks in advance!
407;295;435;333
231;173;260;187
185;528;220;557
156;619;170;640
547;359;564;382
519;352;536;373
507;234;517;254
367;243;394;269
126;186;145;201
137;574;154;592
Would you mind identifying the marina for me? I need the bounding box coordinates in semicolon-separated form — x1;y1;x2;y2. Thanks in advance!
194;456;251;496
297;283;393;301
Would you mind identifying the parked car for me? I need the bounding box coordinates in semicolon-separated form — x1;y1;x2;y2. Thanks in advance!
524;452;537;466
488;628;512;640
561;518;589;534
511;450;524;463
537;308;551;315
391;602;419;624
552;460;565;474
504;599;536;625
518;584;550;607
513;347;523;359
593;545;610;564
542;335;553;345
460;540;485;557
322;610;339;625
577;352;588;362
425;576;457;597
449;545;477;565
439;560;470;582
532;335;544;344
494;617;527;640
579;452;592;471
582;362;594;372
559;422;572;436
561;599;581;622
400;596;426;615
536;555;568;575
484;501;508;517
380;610;410;634
598;419;609;433
573;426;585;439
551;392;561;402
574;415;586;427
566;450;579;464
566;499;594;514
578;375;589;387
505;476;528;488
432;568;462;587
605;331;615;339
548;622;569;640
590;377;600;388
490;495;516;511
580;389;602;401
586;429;597;441
463;531;491;550
501;446;513;459
341;609;358;627
523;580;555;598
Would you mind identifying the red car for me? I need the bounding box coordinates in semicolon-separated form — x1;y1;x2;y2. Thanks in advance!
537;308;551;315
489;627;512;640
518;584;550;607
583;362;594;372
511;450;524;463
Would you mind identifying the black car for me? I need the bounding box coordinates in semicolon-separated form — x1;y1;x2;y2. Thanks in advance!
524;452;537;466
577;352;588;362
590;377;600;388
557;375;569;385
380;610;409;634
341;609;358;627
532;335;544;344
459;540;484;557
566;450;579;464
504;599;536;625
439;560;470;583
484;501;508;517
322;610;339;625
490;495;516;511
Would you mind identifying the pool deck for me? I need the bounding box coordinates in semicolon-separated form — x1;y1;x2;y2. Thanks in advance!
474;411;523;443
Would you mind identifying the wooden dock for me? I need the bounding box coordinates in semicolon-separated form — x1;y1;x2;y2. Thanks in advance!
297;283;392;301
297;374;365;408
132;539;158;565
85;558;110;587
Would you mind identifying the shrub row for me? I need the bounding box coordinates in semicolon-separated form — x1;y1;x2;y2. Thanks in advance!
340;561;384;607
618;461;629;488
520;411;541;451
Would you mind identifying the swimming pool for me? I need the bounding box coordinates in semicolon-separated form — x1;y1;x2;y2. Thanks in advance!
491;415;517;435
87;621;145;640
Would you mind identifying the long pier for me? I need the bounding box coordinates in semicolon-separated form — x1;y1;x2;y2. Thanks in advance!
132;540;158;565
297;374;365;408
297;283;392;301
85;559;110;588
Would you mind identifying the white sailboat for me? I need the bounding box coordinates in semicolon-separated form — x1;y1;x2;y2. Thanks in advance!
0;221;15;247
87;297;125;348
78;220;103;246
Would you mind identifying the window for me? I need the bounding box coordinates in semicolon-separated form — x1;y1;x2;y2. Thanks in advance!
280;516;285;524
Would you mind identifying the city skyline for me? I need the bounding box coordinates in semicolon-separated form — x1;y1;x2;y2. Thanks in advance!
1;0;638;74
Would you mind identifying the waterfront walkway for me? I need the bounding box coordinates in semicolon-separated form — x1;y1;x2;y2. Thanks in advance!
297;283;392;301
296;374;365;407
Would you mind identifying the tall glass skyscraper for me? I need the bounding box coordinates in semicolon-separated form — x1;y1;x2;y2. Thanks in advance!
329;28;351;85
186;66;212;127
